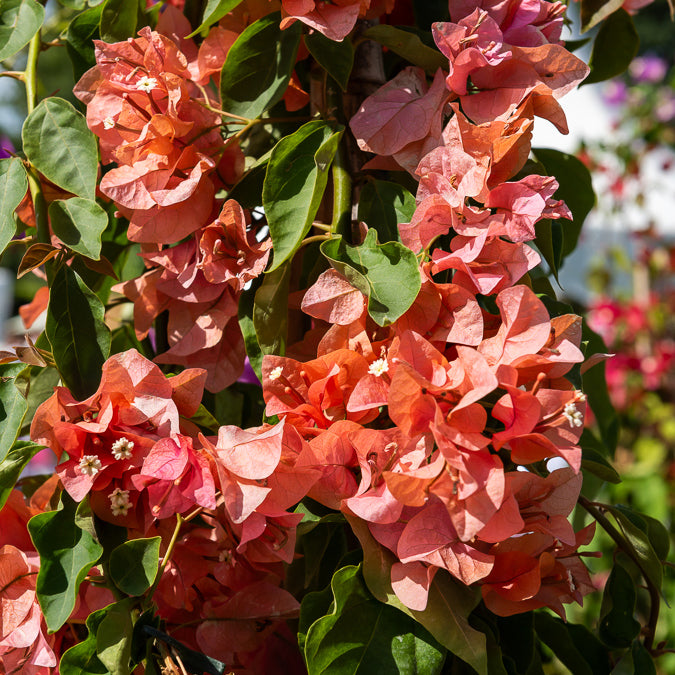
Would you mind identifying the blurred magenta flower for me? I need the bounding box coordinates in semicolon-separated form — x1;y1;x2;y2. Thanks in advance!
0;135;15;159
655;91;675;122
629;54;668;83
602;80;628;106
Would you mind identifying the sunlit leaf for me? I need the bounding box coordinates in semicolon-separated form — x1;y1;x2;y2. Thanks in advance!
0;157;28;256
304;30;354;91
363;25;446;75
0;0;45;61
49;198;108;260
109;537;161;596
584;9;639;85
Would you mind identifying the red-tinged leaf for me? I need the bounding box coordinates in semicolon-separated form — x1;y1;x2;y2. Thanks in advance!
81;254;119;280
17;243;60;278
301;269;366;326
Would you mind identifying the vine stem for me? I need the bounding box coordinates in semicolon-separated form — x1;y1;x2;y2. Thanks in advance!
147;514;184;600
578;495;661;650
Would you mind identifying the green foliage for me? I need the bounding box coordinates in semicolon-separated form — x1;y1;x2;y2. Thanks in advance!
304;31;354;92
59;605;110;675
0;440;42;509
219;12;302;120
28;492;104;632
253;261;291;357
99;0;140;43
0;363;29;464
580;0;624;32
109;537;161;596
48;198;109;260
188;0;245;36
357;180;416;244
321;229;422;326
22;98;99;200
0;158;28;256
584;9;639;85
599;561;641;648
263;121;343;270
0;0;44;62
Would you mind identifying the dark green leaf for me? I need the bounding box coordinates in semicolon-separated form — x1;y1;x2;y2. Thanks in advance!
631;640;657;675
46;265;111;400
96;598;135;675
0;440;41;509
238;274;264;383
227;153;269;209
304;565;446;675
580;429;621;484
253;261;291;356
304;31;354;91
581;321;618;455
263;121;342;270
640;513;670;562
59;605;108;675
66;5;102;80
49;198;108;260
606;505;663;590
535;613;610;675
298;584;334;653
99;0;139;42
532;148;595;263
220;12;302;120
187;0;244;37
580;0;623;32
363;25;446;76
0;157;28;256
109;536;161;596
22;98;99;200
0;363;28;464
28;492;104;632
534;218;562;281
321;229;421;326
358;179;415;244
599;561;641;648
584;9;639;85
0;0;45;61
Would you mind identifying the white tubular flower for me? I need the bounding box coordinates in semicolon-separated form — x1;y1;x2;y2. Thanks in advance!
135;76;158;93
79;455;103;476
269;366;283;381
563;402;583;428
109;488;131;517
103;116;115;130
111;437;134;461
368;358;389;377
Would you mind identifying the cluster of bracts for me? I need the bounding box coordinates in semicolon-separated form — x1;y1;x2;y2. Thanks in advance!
2;0;607;672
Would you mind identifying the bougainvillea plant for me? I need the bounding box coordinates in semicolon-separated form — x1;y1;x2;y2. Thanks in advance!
0;0;672;673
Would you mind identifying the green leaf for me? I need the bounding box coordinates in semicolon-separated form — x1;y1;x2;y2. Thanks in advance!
631;640;657;675
263;121;343;270
598;561;641;648
321;229;422;327
99;0;139;42
584;9;639;85
0;157;28;256
46;265;111;400
109;536;161;596
535;613;611;675
0;440;41;509
0;363;29;464
49;198;108;260
22;98;99;200
0;0;45;61
238;274;264;382
639;513;670;562
534;218;562;282
253;261;291;357
580;0;623;32
363;25;446;76
580;429;621;484
28;492;104;632
59;605;109;675
605;505;663;590
358;179;415;244
66;4;102;80
187;0;244;37
304;565;446;675
304;31;354;91
96;598;135;675
220;12;302;120
532;148;595;263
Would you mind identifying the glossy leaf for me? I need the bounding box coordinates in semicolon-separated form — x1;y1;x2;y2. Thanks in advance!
66;4;102;80
304;31;354;91
0;441;41;510
253;261;290;357
22;98;99;200
533;148;595;262
0;363;28;464
0;157;28;256
99;0;139;43
363;25;446;76
606;505;663;589
28;492;104;632
96;598;135;675
0;0;45;61
238;275;264;382
599;561;641;648
304;565;446;675
535;613;610;675
534;218;562;281
631;641;657;675
321;229;422;326
580;0;623;32
188;0;245;37
358;179;415;244
109;537;161;596
220;12;302;120
263;121;343;270
580;429;621;484
49;198;108;260
584;9;639;85
46;265;111;400
59;605;109;675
